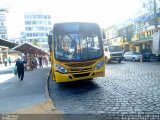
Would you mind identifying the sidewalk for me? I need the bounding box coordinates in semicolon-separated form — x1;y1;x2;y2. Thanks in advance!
0;63;15;72
0;66;59;115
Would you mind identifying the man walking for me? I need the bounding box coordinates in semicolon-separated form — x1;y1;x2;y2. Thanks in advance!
16;58;26;82
38;56;43;68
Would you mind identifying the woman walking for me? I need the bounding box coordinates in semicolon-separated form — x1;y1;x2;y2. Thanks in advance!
16;58;26;82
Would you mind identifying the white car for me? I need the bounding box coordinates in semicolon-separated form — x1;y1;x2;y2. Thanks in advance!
123;51;142;62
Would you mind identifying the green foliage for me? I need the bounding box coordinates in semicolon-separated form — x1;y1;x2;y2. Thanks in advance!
32;39;41;47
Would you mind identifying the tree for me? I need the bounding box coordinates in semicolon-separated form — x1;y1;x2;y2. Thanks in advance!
32;39;40;47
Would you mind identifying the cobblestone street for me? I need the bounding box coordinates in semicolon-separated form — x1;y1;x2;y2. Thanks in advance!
49;62;160;115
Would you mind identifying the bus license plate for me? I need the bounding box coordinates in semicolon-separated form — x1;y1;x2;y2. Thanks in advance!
96;72;103;76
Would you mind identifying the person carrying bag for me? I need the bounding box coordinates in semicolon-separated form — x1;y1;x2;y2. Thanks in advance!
13;66;17;75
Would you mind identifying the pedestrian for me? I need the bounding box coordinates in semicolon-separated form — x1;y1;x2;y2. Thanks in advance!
15;58;26;82
38;56;43;68
8;57;12;66
4;58;8;66
31;58;38;69
44;56;48;66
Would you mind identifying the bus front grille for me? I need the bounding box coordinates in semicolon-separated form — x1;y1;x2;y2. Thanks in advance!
69;68;92;72
73;73;90;78
65;61;96;67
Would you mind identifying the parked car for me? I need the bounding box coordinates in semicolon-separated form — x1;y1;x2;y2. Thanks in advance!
123;51;142;62
104;45;124;63
142;51;156;62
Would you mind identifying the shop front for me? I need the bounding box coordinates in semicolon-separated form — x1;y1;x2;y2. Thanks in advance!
130;40;153;53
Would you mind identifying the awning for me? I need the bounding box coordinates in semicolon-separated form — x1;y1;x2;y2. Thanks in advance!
0;45;8;49
0;38;18;48
130;40;152;45
12;42;49;55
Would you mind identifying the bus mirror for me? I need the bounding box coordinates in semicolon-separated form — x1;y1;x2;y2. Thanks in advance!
48;35;52;51
48;35;52;45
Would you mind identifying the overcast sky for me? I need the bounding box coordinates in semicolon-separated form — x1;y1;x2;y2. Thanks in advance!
0;0;140;38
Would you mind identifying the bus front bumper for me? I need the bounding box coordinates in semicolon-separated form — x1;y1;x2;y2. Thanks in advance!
54;67;105;83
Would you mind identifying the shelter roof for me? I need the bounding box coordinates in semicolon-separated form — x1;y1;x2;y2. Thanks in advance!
12;42;48;55
0;39;18;48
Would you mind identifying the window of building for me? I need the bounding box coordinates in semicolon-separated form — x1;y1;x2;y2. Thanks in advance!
0;15;5;21
37;15;43;19
48;21;51;25
1;22;4;26
1;34;6;38
0;28;7;33
26;33;29;37
45;27;48;31
26;27;32;31
150;20;154;25
25;21;32;25
145;22;150;26
24;15;28;19
44;15;47;19
140;22;145;28
32;21;36;25
48;15;51;19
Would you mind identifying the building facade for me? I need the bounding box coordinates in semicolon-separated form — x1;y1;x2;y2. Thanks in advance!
104;19;134;51
24;12;52;52
104;25;119;46
0;8;8;39
117;19;135;51
131;0;160;52
104;0;160;53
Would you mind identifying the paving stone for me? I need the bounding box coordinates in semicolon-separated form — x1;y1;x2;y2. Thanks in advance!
49;62;160;116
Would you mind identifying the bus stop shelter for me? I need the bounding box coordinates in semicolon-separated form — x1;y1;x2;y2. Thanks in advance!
0;39;18;64
12;42;48;55
12;42;49;69
0;38;18;48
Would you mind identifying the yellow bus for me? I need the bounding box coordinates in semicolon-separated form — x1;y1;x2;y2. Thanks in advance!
48;22;105;82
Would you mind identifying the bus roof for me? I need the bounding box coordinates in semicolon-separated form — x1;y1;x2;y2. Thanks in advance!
53;22;100;34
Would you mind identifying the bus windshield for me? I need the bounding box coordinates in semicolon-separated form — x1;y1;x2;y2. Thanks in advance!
54;33;103;62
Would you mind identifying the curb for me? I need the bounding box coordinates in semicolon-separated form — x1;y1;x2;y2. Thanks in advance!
44;68;56;111
45;68;51;99
44;68;63;115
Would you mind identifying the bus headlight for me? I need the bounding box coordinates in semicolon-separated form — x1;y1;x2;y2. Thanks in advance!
55;64;68;74
95;61;104;70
